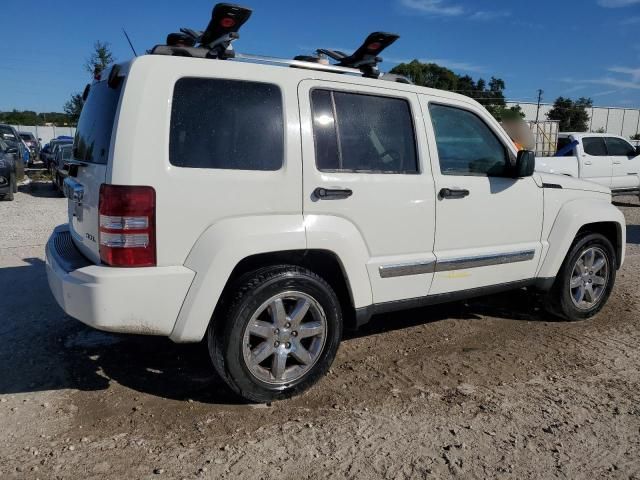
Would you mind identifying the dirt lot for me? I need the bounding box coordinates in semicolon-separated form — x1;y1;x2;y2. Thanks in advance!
1;184;639;480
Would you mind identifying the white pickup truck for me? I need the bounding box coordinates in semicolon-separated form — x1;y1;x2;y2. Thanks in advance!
535;133;640;197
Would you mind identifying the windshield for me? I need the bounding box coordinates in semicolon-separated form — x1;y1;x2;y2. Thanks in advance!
74;80;123;164
0;126;18;146
20;133;33;141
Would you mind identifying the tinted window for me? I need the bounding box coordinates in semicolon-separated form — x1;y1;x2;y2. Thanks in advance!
429;104;508;176
311;89;418;173
557;137;576;157
74;81;122;164
62;147;72;161
606;137;636;156
582;137;607;156
170;78;283;171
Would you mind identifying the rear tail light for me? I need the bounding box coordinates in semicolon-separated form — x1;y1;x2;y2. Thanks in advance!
98;184;156;267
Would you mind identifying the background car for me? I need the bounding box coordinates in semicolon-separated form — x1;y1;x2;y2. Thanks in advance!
19;131;41;162
42;137;73;170
51;143;72;191
0;124;25;180
0;138;18;201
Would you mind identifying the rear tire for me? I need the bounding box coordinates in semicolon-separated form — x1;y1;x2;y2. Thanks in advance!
208;265;342;403
546;233;616;321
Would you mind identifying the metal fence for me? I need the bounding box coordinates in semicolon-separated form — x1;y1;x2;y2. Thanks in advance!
507;102;640;139
9;125;76;145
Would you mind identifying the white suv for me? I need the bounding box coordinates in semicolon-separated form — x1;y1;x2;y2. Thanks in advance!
46;7;626;402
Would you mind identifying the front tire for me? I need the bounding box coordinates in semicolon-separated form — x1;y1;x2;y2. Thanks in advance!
208;265;342;403
547;233;616;321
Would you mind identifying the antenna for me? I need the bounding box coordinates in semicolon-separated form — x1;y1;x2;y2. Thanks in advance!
122;28;138;57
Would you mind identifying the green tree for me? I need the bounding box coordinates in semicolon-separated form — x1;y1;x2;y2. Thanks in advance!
85;41;115;79
63;41;116;126
64;94;85;124
389;60;524;122
631;133;640;140
547;97;593;132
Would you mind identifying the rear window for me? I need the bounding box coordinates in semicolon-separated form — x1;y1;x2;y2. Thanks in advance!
73;81;122;164
170;78;284;171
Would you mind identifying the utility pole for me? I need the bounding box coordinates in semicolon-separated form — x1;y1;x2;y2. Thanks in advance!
535;89;543;124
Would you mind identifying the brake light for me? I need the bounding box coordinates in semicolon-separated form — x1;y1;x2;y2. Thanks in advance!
98;184;156;267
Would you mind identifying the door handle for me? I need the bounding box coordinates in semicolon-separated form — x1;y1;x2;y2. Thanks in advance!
584;160;592;165
613;161;622;164
313;187;353;200
439;188;469;199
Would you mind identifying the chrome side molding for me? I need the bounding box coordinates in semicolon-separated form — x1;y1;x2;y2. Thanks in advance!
379;249;535;278
436;250;535;272
379;260;435;278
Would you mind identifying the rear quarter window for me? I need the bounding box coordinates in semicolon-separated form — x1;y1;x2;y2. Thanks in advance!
73;81;122;164
169;78;284;171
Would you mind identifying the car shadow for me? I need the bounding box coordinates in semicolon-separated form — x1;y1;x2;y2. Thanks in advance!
0;256;553;405
18;181;63;198
613;199;638;208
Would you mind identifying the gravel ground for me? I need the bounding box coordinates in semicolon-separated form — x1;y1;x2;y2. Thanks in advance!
1;184;639;479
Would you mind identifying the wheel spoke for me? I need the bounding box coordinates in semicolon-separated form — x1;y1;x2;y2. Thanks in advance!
570;276;583;288
576;259;586;275
271;349;288;380
574;285;586;304
289;298;310;328
584;249;595;269
592;257;606;274
584;284;595;303
297;320;324;339
291;341;313;365
251;341;275;366
248;320;274;339
593;276;606;286
270;298;287;328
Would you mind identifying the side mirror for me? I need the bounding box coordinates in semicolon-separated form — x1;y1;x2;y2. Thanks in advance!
514;150;535;178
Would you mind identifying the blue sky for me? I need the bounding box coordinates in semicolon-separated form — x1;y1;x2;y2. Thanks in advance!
1;0;639;112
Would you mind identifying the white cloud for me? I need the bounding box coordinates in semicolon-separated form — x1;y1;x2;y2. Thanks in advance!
597;0;640;7
470;10;511;21
608;66;640;82
400;0;464;16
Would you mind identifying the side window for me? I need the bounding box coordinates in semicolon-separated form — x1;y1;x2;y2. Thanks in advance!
429;104;509;176
170;78;284;170
311;89;418;173
582;137;607;156
605;137;636;157
556;137;576;157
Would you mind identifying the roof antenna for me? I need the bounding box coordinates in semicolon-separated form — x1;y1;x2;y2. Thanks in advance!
122;28;138;57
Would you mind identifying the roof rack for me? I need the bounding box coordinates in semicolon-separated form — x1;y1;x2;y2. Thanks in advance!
150;3;406;80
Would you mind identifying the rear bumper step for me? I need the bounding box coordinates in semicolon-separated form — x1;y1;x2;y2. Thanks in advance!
46;224;196;336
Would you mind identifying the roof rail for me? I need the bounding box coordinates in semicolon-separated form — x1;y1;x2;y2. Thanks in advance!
149;3;400;79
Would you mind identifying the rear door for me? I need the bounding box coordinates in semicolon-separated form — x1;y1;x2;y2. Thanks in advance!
299;80;437;304
66;80;123;263
606;136;640;189
579;137;612;186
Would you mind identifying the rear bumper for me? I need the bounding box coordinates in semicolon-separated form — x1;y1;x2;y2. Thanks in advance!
46;225;196;337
